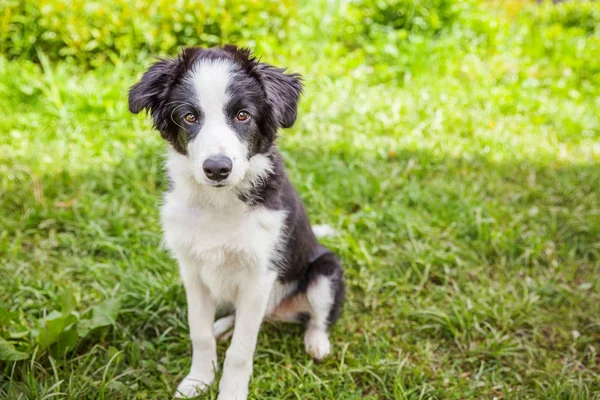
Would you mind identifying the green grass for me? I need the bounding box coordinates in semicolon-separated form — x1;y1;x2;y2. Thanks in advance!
1;1;600;399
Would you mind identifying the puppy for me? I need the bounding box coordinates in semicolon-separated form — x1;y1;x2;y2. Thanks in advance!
128;46;345;399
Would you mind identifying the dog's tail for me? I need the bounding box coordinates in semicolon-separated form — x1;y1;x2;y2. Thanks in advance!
312;224;337;238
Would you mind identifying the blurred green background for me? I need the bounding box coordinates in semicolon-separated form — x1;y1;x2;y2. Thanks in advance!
1;0;599;399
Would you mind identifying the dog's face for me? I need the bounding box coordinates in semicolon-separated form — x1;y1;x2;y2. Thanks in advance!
129;46;302;188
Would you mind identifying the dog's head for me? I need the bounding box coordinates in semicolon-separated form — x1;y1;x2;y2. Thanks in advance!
129;46;302;188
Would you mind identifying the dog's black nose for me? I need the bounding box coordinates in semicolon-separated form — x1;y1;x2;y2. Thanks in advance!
203;156;232;182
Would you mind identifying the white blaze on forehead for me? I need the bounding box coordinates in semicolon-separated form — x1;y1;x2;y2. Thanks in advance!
187;59;233;113
184;59;250;187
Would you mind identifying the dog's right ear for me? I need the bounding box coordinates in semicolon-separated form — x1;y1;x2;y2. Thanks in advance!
128;58;177;115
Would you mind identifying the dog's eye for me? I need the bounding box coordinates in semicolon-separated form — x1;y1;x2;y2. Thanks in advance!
184;113;197;123
236;110;250;122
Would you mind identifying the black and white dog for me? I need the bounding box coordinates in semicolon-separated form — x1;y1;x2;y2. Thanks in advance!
128;46;345;399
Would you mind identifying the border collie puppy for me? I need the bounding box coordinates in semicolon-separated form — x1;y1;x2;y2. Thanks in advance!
128;46;345;399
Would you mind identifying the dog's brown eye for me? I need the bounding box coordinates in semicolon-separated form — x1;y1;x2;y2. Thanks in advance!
236;110;250;122
184;113;197;123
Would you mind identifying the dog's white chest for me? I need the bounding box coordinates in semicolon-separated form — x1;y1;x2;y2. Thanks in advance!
161;195;286;301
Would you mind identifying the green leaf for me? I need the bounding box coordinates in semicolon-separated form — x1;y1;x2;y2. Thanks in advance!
0;337;29;361
78;298;121;338
106;345;123;366
9;330;30;339
0;307;18;327
59;289;77;314
35;311;79;351
51;327;79;358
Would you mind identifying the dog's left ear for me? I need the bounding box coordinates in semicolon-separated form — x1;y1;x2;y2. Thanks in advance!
128;58;178;116
221;45;303;128
254;63;303;129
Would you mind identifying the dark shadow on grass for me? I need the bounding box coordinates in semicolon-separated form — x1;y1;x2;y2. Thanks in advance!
2;140;599;396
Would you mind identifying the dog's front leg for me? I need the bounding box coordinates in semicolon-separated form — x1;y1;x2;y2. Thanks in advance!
217;271;276;400
175;255;217;398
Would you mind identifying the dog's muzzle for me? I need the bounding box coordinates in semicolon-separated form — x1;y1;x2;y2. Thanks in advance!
202;155;232;182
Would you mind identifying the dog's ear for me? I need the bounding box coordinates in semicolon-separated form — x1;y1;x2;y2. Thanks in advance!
128;58;177;115
254;63;303;129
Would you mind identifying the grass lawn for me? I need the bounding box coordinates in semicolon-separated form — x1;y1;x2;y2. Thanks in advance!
1;1;599;399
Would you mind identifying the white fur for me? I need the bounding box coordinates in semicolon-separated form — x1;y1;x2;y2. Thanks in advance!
162;186;286;303
213;315;235;339
164;139;286;399
312;224;337;238
304;328;331;360
184;60;249;187
175;253;218;398
304;276;334;360
165;148;273;210
218;270;277;399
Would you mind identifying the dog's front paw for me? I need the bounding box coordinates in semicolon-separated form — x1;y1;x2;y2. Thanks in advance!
216;386;249;400
217;376;249;400
174;373;213;398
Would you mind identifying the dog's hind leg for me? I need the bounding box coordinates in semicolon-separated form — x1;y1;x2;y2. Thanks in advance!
303;249;345;361
213;315;235;341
